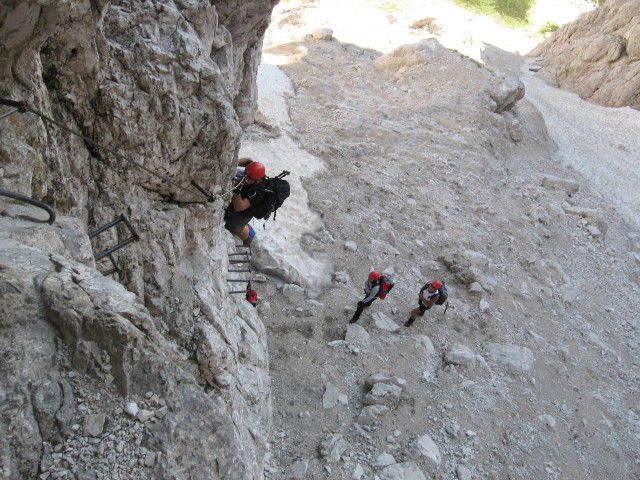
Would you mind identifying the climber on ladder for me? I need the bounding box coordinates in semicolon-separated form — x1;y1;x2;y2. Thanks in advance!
405;279;448;327
349;270;394;323
224;157;290;245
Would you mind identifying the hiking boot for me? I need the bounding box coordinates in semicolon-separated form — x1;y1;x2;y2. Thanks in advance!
404;318;415;327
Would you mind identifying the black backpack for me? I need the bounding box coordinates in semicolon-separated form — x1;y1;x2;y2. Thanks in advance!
249;171;290;221
435;283;448;305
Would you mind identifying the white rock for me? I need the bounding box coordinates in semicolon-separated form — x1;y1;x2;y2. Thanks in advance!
323;382;343;409
469;282;484;293
357;405;390;425
124;402;139;418
542;175;580;194
338;394;349;405
413;335;435;356
479;299;490;312
413;434;441;465
353;464;364;479
83;414;106;438
137;409;155;423
587;224;602;239
364;383;403;408
456;465;472;480
375;453;397;468
486;343;534;373
539;414;557;429
379;462;427;480
319;434;349;463
446;422;460;438
373;312;401;333
344;241;358;252
282;283;306;301
291;459;309;479
334;271;350;283
365;372;407;390
345;324;370;350
444;344;482;368
311;28;333;40
144;452;156;467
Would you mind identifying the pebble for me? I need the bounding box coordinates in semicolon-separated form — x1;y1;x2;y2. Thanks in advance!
83;414;106;438
344;240;358;252
456;465;472;480
124;402;139;418
137;409;155;423
334;271;350;283
291;459;309;479
539;414;557;429
413;434;441;465
375;453;396;468
311;28;334;41
479;298;490;312
144;452;156;467
352;463;364;479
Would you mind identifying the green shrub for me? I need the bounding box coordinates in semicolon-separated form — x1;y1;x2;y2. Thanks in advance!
455;0;534;25
539;21;560;35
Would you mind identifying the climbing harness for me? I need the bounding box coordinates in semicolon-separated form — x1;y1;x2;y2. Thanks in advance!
0;97;239;203
0;187;56;224
89;214;139;276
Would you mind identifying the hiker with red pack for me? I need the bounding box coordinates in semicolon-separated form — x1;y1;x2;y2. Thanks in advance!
349;270;394;323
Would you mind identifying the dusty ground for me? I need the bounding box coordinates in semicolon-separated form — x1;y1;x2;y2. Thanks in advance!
245;2;640;480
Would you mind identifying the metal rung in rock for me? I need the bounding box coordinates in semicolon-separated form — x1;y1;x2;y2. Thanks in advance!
89;214;139;276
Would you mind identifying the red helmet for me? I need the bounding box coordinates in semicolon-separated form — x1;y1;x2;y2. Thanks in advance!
431;280;442;289
368;270;381;282
246;161;265;180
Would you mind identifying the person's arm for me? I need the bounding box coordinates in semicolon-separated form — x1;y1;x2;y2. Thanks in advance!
232;193;251;212
418;284;428;303
361;285;380;303
423;294;439;308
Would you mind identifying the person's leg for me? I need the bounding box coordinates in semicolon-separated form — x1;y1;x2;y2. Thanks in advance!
350;299;373;323
225;208;254;242
241;225;255;245
405;305;426;327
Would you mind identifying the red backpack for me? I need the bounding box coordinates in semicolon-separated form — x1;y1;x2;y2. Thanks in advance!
377;276;394;300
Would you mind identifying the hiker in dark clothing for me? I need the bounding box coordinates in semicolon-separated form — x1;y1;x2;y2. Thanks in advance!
224;158;266;245
405;279;448;327
350;270;394;323
224;158;290;246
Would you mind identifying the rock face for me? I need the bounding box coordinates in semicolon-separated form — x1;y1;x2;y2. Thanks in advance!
0;1;277;479
531;0;640;109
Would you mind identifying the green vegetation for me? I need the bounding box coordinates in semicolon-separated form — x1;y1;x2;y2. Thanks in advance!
378;1;401;13
539;21;560;35
454;0;534;25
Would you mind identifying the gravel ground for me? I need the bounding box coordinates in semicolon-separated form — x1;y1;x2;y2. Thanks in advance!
521;63;640;228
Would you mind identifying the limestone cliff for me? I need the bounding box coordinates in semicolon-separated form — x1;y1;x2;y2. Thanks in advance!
0;1;277;479
530;0;640;109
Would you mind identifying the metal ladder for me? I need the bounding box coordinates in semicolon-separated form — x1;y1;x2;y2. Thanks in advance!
89;214;139;276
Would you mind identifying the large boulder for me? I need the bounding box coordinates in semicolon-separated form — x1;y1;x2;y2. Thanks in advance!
531;0;640;109
486;343;534;374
